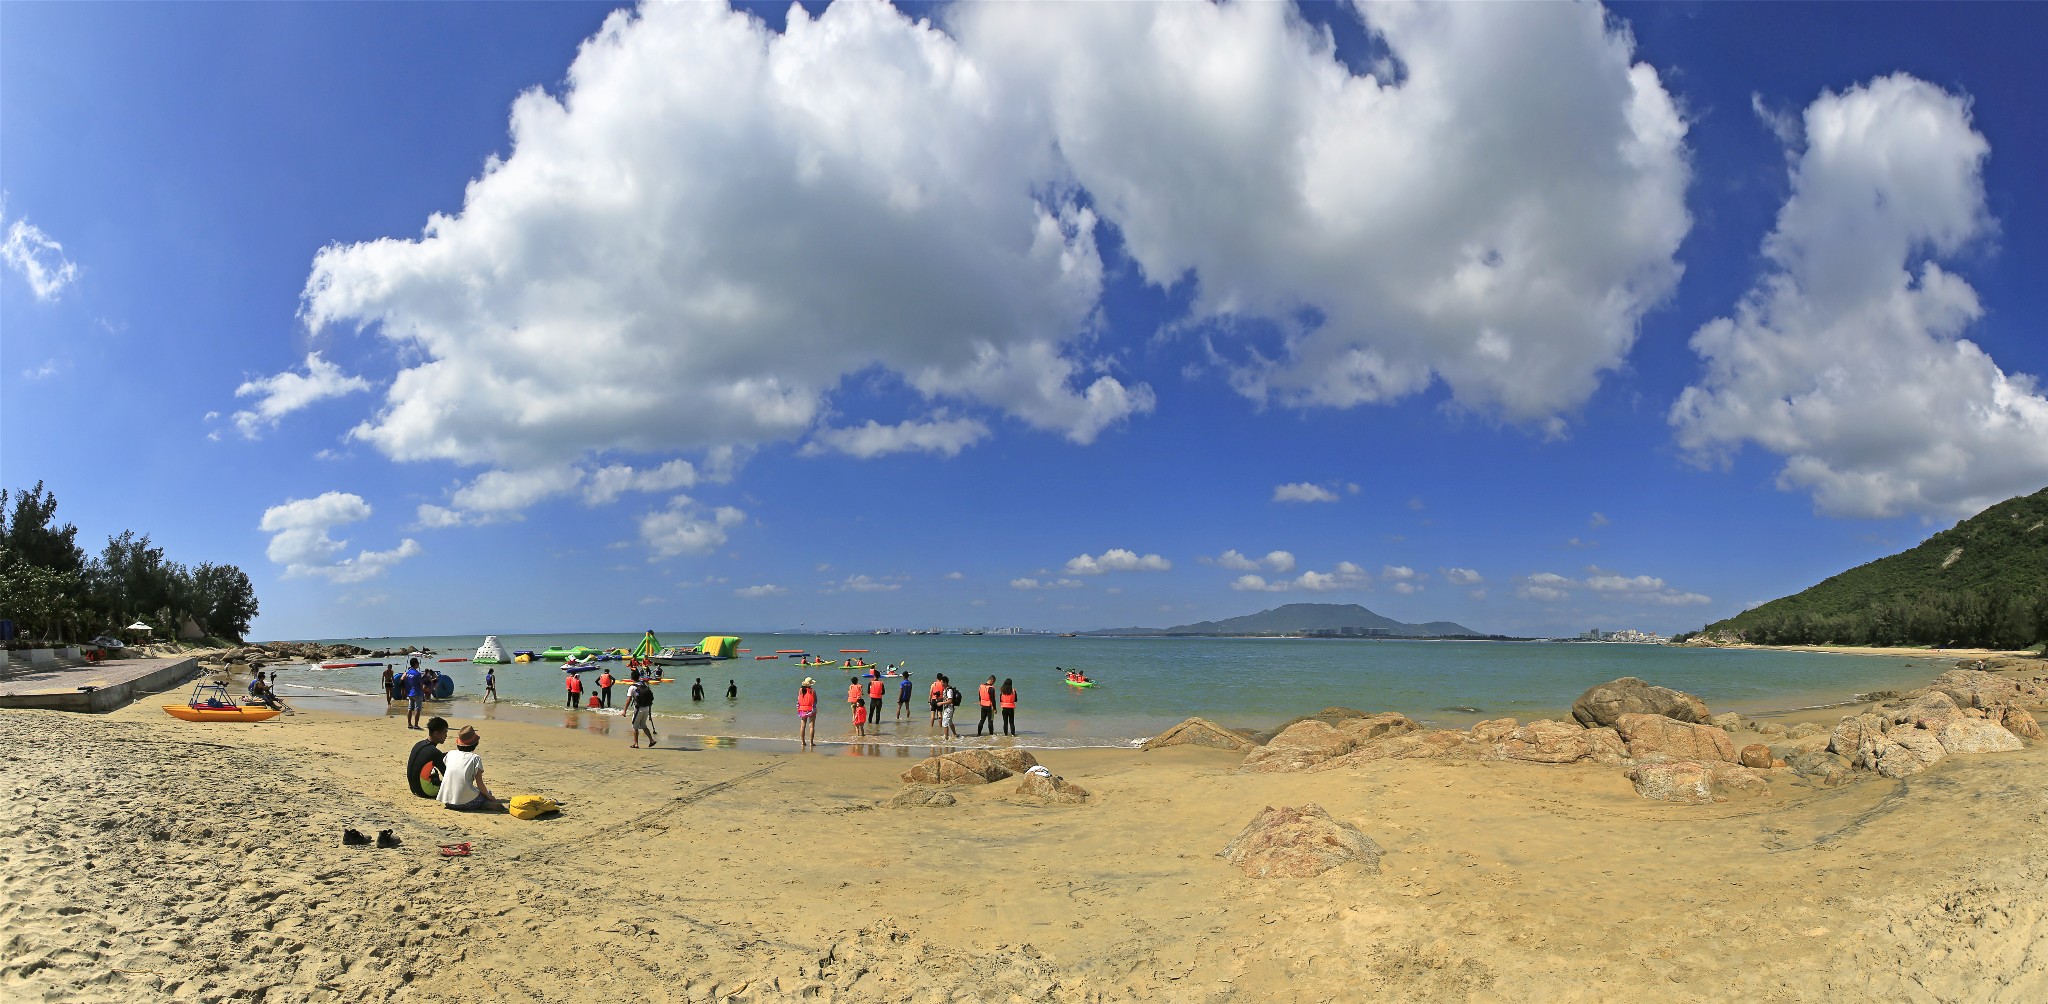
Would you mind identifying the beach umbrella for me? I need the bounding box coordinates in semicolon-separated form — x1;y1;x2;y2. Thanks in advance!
126;620;153;634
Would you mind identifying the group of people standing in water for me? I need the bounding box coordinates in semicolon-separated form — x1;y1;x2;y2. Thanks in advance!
791;668;1021;748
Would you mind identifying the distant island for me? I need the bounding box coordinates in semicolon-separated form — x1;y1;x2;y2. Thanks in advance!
1089;602;1491;639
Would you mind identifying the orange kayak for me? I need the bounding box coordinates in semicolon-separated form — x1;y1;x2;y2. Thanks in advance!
164;705;281;723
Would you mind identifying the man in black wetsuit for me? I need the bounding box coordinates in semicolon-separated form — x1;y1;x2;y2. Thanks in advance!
691;678;706;701
406;717;449;799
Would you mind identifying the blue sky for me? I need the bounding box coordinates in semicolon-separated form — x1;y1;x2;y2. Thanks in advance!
6;1;2046;641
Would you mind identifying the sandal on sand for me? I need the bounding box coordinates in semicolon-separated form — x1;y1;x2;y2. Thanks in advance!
439;843;472;857
342;828;371;846
376;829;401;849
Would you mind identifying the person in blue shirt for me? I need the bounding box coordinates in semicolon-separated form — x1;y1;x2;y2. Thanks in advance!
403;658;426;730
896;672;913;720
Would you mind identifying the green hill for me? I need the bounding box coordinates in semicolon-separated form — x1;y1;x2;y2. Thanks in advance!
1093;602;1481;638
1694;485;2048;649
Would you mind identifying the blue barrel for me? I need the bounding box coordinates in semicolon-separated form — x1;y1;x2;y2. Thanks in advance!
433;674;455;700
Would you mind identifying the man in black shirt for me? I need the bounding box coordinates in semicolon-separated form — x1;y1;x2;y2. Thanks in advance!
406;717;449;798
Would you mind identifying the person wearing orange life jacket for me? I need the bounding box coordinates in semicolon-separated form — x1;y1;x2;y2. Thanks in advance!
999;678;1019;736
565;670;583;710
597;668;615;708
866;674;886;730
929;676;947;726
847;678;863;727
976;676;998;736
797;678;819;749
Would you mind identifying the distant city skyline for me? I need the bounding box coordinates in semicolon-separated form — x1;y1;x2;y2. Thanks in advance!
6;1;2046;641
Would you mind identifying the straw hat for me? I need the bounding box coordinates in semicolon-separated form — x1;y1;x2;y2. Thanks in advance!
801;677;815;686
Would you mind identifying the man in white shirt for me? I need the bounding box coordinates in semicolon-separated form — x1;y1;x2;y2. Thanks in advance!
438;726;502;812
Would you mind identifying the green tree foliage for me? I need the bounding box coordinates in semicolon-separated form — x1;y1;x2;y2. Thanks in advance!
0;482;260;643
1699;486;2048;649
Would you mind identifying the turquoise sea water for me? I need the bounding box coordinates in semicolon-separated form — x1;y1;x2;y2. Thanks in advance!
265;631;1940;751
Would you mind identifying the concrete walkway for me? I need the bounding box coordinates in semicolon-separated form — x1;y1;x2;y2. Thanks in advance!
0;656;203;713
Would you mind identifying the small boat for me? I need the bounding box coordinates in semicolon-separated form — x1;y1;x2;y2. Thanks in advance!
164;680;281;723
474;636;509;664
755;655;779;660
650;635;743;666
842;660;876;671
540;646;575;661
839;649;869;654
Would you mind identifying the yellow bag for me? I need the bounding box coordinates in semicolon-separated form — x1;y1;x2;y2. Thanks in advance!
508;795;559;820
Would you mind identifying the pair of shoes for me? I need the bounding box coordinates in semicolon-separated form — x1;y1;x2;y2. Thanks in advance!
342;828;371;846
375;829;401;848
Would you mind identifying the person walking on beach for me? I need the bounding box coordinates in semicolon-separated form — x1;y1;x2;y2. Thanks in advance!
381;665;396;702
943;679;962;740
930;675;946;725
866;674;885;729
976;676;997;736
797;678;818;749
628;674;658;748
726;680;738;700
897;672;913;720
692;678;706;702
853;691;870;737
406;717;448;799
1000;679;1018;737
404;659;426;729
598;668;614;709
847;677;862;726
484;666;497;703
565;670;583;710
439;726;502;812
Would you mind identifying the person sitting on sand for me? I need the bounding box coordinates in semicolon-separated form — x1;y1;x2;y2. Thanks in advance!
438;726;502;812
407;717;448;798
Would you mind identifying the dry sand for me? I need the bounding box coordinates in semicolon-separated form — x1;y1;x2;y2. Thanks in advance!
2;672;2044;1003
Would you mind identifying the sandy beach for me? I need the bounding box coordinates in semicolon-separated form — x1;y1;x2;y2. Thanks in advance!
2;656;2044;1003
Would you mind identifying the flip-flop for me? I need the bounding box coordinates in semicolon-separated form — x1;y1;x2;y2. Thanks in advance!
438;843;472;857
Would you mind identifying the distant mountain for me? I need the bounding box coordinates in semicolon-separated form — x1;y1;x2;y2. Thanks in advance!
1092;602;1482;638
1694;485;2048;648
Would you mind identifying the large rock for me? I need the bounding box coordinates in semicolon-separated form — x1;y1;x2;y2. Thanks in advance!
1614;713;1737;763
1828;713;1885;757
1572;677;1711;728
1710;712;1742;733
1336;712;1420;744
984;748;1041;775
1936;719;2023;755
1624;761;1769;803
1994;704;2044;742
1014;772;1090;805
1142;717;1257;753
1253;707;1380;744
1469;718;1520;744
1582;727;1628;764
1497;720;1598;764
1787;721;1829;740
1926;669;2023;710
1786;751;1856;787
1220;804;1383;879
900;749;1027;785
1858;728;1945;779
888;786;958;808
1241;720;1357;774
1738;743;1774;770
1879;692;1964;731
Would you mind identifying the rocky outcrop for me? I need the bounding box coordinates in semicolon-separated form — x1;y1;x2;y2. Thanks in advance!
1786;721;1828;740
1469;718;1519;744
1625;761;1769;804
1252;707;1381;744
1337;712;1420;744
1614;713;1737;763
1572;677;1711;728
1994;704;2044;741
1582;727;1628;764
1879;692;1965;731
1935;719;2024;755
1014;772;1090;805
1926;669;2025;710
1142;717;1257;753
888;786;957;808
900;749;1033;785
1496;720;1599;764
1828;714;1885;758
1241;720;1357;773
1738;743;1774;769
1220;804;1383;879
1710;712;1742;732
1857;727;1946;779
1786;750;1855;787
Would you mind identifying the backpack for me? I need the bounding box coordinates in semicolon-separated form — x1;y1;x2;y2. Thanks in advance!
949;687;963;708
635;685;654;708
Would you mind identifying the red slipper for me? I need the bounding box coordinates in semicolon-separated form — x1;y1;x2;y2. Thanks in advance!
438;843;472;857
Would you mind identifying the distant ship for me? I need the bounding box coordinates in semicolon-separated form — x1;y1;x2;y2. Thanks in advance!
871;629;894;635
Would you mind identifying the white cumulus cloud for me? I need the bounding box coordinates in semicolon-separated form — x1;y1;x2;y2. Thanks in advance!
800;415;990;459
1272;482;1338;504
583;459;698;505
1012;577;1083;590
956;0;1688;427
258;491;420;582
1064;548;1171;575
1;213;80;301
1672;74;2048;519
1444;567;1484;586
231;353;372;438
639;495;746;558
1232;560;1369;593
735;584;787;598
833;574;902;593
301;0;1148;474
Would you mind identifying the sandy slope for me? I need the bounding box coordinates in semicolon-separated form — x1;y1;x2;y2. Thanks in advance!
1;694;2043;1003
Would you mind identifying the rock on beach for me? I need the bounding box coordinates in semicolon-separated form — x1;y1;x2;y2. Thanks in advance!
1220;804;1383;879
1571;677;1711;728
1142;717;1257;753
1613;713;1737;763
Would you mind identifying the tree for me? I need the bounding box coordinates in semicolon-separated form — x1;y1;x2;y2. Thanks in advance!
0;549;82;641
189;563;259;641
0;482;86;575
